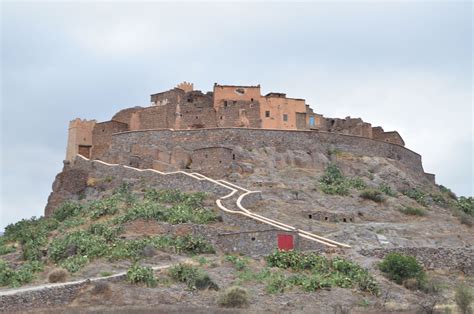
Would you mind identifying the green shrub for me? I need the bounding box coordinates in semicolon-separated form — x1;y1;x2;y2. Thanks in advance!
53;202;84;222
348;177;367;190
399;206;426;216
455;284;473;314
126;263;157;287
0;260;43;287
378;252;425;285
88;197;120;219
403;188;428;206
379;184;397;197
217;286;249;308
88;223;123;242
225;255;248;270
360;189;385;203
168;263;218;290
265;272;287;294
0;242;16;255
144;189;206;208
59;255;89;273
265;250;379;295
48;230;108;263
113;182;137;205
457;197;473;216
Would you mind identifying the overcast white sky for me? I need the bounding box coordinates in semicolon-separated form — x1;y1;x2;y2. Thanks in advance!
1;1;472;230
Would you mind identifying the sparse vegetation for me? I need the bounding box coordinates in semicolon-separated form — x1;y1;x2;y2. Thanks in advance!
378;253;425;285
217;286;249;308
360;189;385;203
457;196;473;216
168;263;218;290
225;255;249;270
379;183;397;197
403;188;428;206
319;164;367;196
126;263;157;287
454;284;473;314
399;206;426;216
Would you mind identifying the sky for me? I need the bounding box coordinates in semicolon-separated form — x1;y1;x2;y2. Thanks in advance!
1;1;472;230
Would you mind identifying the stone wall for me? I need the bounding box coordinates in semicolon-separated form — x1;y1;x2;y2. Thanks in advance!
102;128;426;179
325;117;373;138
91;120;129;160
306;211;355;223
0;281;90;312
359;247;474;275
45;156;231;216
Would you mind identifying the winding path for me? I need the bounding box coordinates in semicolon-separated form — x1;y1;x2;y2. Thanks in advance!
79;155;350;248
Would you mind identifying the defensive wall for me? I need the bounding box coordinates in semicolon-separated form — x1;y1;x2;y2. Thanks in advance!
100;127;429;181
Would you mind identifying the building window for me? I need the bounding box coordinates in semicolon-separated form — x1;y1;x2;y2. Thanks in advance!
283;114;288;122
265;111;270;118
309;116;315;126
224;101;228;107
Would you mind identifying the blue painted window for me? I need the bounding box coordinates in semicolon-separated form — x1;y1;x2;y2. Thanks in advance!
309;116;315;126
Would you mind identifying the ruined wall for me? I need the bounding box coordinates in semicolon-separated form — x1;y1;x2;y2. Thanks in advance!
177;92;216;129
306;211;355;223
325;117;373;138
150;88;185;106
91;120;129;160
65;119;96;161
103;128;426;179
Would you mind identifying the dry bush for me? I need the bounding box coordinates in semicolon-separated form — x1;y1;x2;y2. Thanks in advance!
48;268;67;283
91;281;111;295
217;286;249;308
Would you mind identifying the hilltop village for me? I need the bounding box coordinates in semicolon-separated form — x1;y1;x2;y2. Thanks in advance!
65;82;410;175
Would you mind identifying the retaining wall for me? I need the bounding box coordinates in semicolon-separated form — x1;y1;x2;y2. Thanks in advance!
359;247;474;275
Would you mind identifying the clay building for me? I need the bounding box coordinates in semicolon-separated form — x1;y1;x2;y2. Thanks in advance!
64;82;422;179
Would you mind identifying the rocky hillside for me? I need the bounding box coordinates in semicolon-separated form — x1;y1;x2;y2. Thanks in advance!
0;152;473;313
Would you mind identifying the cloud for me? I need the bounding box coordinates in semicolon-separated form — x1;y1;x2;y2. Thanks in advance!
1;1;472;230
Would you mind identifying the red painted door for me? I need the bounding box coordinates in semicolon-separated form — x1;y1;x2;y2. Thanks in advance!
277;234;294;251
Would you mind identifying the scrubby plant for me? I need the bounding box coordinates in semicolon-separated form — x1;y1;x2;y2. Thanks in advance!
126;263;157;287
439;185;457;200
168;263;218;290
378;252;425;285
217;286;249;308
59;255;89;273
91;281;111;294
379;183;397;197
399;206;426;216
458;212;473;227
225;255;249;270
403;188;428;206
88;197;120;219
53;202;84;222
87;223;123;242
457;196;473;216
48;230;108;263
265;250;379;295
319;164;349;196
348;177;367;190
0;260;43;287
265;272;287;293
48;268;68;283
455;284;473;314
360;189;385;203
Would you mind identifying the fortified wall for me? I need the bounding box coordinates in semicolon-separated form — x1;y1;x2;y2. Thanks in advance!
66;82;407;163
100;128;431;183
